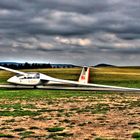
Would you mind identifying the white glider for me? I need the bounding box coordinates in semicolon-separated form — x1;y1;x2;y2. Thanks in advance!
0;65;140;91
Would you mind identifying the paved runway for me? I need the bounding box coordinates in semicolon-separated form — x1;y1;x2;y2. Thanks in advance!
0;84;140;92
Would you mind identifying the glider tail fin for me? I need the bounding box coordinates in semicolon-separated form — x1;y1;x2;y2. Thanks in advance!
78;67;90;84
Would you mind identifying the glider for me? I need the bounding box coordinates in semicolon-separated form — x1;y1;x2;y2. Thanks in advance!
0;66;139;91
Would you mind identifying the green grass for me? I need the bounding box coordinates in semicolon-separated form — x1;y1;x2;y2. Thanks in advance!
46;127;65;132
0;103;36;110
0;103;22;109
19;131;34;138
91;67;140;88
0;67;140;88
0;89;108;100
95;138;116;140
0;110;40;116
91;104;110;114
75;103;110;114
5;119;15;123
132;132;140;139
0;102;39;116
0;133;14;138
29;126;40;130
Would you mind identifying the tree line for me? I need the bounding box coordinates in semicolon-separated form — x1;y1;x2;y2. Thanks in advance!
0;62;52;69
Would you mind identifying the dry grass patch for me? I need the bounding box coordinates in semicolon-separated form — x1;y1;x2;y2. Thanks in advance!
0;92;140;139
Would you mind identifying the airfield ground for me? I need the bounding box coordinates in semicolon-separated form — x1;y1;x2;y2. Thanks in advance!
0;67;140;139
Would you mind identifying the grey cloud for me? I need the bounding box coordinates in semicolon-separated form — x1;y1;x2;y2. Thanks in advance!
0;0;140;65
25;0;113;14
0;0;22;10
118;33;140;40
0;0;140;37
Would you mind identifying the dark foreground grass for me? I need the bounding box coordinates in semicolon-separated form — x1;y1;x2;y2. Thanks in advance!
0;133;14;138
0;88;139;139
46;127;65;132
132;132;140;139
0;110;40;117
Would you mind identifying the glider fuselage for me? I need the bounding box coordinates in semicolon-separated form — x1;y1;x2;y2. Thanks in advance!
7;73;41;85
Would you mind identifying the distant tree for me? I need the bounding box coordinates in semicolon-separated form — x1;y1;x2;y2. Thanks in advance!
0;62;52;69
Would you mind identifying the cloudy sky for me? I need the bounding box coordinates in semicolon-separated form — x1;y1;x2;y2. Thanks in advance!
0;0;140;66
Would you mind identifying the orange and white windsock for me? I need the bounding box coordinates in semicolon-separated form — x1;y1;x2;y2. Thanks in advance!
78;67;90;84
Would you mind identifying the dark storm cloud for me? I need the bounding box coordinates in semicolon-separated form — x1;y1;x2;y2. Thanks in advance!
0;0;140;37
0;0;140;65
118;33;140;40
0;0;22;10
0;0;119;36
24;0;113;14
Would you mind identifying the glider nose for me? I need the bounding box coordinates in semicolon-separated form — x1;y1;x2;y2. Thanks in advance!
7;76;18;84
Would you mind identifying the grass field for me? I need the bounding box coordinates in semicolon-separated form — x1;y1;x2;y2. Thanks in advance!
0;67;140;88
0;67;140;139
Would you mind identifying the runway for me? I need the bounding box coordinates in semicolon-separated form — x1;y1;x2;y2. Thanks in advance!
0;84;140;92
